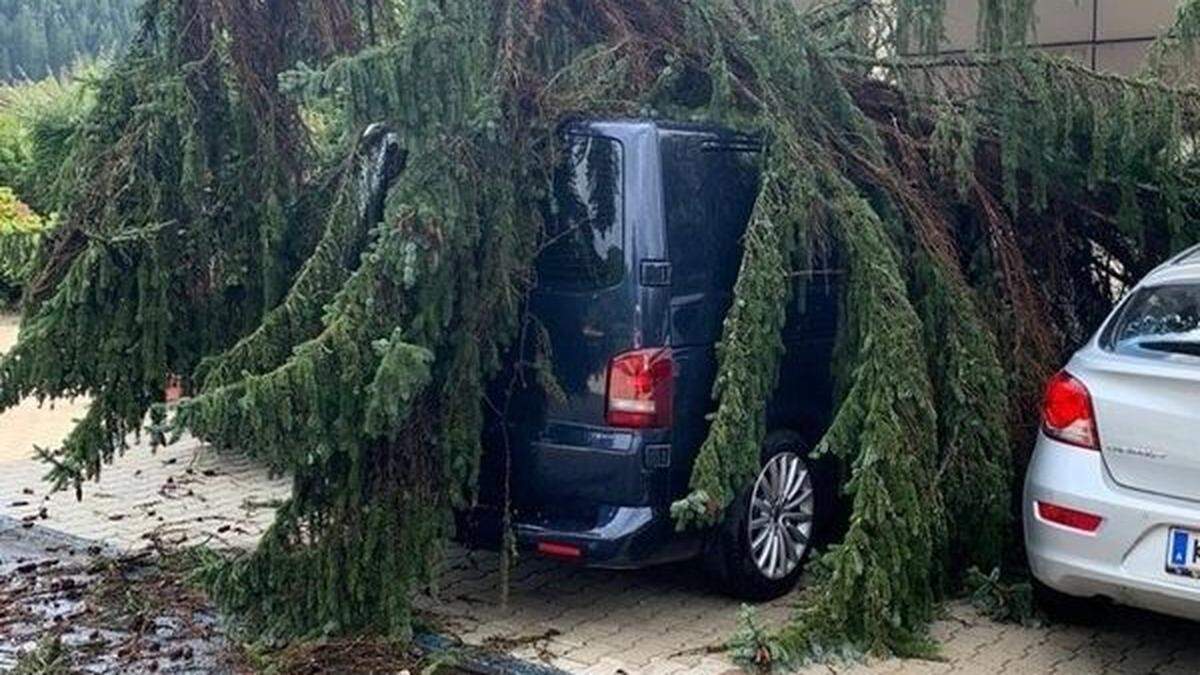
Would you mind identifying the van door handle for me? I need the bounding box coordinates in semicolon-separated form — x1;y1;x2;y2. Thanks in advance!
640;260;671;287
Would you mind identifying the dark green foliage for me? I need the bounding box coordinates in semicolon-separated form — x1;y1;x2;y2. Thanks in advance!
1150;0;1200;81
895;0;1034;53
772;187;942;659
181;140;531;636
4;0;1200;666
167;2;543;637
1;0;361;493
194;129;404;393
916;256;1012;577
0;0;138;82
0;68;97;215
975;0;1036;50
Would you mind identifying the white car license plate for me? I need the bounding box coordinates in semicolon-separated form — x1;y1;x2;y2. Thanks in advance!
1167;528;1200;578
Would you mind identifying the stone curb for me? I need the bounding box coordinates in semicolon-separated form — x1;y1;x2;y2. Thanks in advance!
0;514;115;572
416;633;574;675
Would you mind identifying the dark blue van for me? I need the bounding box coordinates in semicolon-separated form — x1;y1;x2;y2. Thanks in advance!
470;119;841;600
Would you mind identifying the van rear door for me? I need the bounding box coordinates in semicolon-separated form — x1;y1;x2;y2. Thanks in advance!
532;125;663;428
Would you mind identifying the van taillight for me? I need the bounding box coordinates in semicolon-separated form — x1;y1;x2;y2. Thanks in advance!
606;348;673;429
1042;371;1100;450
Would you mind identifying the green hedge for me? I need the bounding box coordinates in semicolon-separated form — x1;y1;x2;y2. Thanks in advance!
0;110;30;189
0;185;44;304
0;69;94;213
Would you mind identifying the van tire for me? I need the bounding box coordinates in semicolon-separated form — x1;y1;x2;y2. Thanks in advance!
704;430;831;602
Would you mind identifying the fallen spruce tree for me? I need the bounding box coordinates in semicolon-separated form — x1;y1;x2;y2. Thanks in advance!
2;0;1200;666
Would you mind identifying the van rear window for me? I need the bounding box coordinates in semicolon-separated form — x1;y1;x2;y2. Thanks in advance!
1104;284;1200;358
538;135;624;290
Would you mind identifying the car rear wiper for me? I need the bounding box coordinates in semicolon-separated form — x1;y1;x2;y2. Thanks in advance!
1135;341;1200;357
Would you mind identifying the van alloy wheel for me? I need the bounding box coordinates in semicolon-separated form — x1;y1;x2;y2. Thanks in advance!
748;452;814;581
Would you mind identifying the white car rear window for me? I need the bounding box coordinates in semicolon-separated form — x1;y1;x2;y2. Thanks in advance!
1105;284;1200;358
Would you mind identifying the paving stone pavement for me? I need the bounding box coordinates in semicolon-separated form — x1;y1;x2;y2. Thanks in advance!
0;314;90;466
3;316;1200;674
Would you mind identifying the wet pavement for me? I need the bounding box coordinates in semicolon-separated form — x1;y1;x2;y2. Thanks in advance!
0;519;237;674
0;314;91;466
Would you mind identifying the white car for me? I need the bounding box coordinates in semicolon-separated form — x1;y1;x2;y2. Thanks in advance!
1025;244;1200;622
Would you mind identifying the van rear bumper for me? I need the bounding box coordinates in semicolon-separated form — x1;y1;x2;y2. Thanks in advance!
513;422;673;506
515;425;700;567
515;505;703;569
468;422;698;568
456;504;703;569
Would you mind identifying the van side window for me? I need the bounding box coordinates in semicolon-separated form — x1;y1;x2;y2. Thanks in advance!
663;136;762;296
538;135;625;290
786;271;843;343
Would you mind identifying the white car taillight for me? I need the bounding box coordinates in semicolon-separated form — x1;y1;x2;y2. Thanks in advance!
1035;501;1104;533
1041;370;1100;450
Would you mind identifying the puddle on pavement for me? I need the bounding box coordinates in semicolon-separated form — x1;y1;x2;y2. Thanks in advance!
0;549;236;674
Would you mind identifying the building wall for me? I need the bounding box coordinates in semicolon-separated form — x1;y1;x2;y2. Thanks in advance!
940;0;1181;74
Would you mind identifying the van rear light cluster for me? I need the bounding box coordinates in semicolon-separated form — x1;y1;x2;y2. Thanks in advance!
1036;501;1104;533
1041;371;1100;450
606;348;673;429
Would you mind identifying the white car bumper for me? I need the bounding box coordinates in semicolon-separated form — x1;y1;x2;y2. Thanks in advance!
1024;434;1200;622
